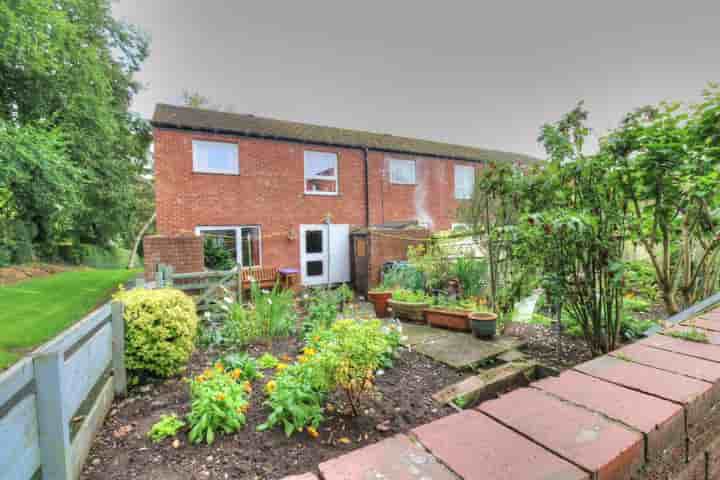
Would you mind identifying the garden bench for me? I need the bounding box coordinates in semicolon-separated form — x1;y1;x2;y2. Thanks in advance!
241;266;279;290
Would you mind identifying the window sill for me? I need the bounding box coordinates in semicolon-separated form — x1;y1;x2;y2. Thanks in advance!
192;170;240;176
389;182;417;187
304;192;341;197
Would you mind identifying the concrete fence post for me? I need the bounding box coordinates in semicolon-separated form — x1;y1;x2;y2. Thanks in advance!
111;301;127;397
33;351;71;480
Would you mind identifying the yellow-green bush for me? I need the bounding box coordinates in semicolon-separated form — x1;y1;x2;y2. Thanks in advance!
115;288;198;377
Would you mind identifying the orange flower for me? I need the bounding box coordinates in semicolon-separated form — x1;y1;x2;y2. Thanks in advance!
230;369;242;380
236;404;249;414
243;381;253;393
280;354;292;362
297;355;308;364
196;375;206;383
306;426;319;438
276;363;289;372
215;393;226;402
303;347;317;356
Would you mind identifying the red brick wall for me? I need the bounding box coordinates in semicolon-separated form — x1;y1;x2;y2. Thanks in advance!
143;234;204;281
154;127;478;272
367;227;430;288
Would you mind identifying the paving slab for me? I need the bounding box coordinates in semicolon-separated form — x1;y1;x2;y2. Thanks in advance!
318;434;458;480
642;334;720;363
574;355;715;427
279;474;318;480
413;333;526;369
413;410;589;480
534;370;685;459
611;343;720;383
478;387;644;480
394;321;454;347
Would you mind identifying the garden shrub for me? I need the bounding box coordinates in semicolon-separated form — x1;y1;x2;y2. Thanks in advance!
203;237;235;271
260;319;401;436
188;364;249;444
391;289;431;303
114;288;198;377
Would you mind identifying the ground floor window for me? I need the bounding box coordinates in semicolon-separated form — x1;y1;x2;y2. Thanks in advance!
196;225;262;270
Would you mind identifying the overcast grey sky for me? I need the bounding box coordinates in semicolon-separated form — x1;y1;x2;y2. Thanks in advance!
112;1;720;158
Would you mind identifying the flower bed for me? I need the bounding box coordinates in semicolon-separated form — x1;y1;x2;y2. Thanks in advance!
81;337;465;480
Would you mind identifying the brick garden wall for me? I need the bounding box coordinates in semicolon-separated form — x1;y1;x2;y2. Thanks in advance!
143;234;204;281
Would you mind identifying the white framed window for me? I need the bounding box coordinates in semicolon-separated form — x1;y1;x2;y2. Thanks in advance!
454;164;475;199
192;140;239;174
451;223;470;232
195;225;262;269
390;158;416;185
304;151;338;195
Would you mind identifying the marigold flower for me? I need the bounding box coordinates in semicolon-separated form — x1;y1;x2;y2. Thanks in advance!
303;347;317;356
215;393;226;402
215;361;224;372
265;380;277;394
231;369;242;380
297;355;308;364
276;362;289;371
243;381;253;393
196;375;206;383
306;426;319;438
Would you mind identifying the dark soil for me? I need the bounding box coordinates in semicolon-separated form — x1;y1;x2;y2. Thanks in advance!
81;339;468;480
509;323;594;370
0;262;73;286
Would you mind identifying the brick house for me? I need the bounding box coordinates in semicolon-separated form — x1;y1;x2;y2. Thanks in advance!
151;104;535;286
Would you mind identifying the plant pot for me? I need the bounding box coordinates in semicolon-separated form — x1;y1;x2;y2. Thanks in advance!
469;312;498;339
424;308;472;332
388;299;429;323
368;291;392;317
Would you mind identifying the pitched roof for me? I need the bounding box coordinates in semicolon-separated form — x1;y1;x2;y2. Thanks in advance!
152;103;539;164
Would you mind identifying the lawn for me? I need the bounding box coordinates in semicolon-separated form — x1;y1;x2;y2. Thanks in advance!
0;268;140;370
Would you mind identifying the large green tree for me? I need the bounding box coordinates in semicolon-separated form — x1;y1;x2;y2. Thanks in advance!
0;0;151;261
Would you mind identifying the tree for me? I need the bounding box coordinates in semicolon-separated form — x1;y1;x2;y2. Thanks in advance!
0;0;152;259
181;89;236;112
606;86;720;314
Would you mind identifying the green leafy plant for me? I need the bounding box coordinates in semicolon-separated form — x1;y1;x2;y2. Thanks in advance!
257;353;280;369
452;395;470;409
148;414;186;443
187;367;249;444
337;283;354;305
667;329;709;343
380;264;424;291
219;352;263;381
203;237;236;270
391;289;431;303
114;288;198;377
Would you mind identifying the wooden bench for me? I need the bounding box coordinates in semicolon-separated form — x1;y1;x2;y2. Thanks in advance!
241;266;279;290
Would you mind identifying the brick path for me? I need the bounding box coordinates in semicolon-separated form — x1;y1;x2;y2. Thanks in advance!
284;307;720;480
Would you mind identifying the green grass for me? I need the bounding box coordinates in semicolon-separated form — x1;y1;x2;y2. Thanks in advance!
0;268;140;370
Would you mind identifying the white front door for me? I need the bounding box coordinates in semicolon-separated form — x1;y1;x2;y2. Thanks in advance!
300;224;350;286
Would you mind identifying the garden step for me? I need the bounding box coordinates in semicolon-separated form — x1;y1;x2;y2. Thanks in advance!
432;360;538;406
574;355;716;427
533;370;685;460
413;410;589;480
318;433;459;480
644;331;720;362
478;387;645;480
413;333;526;369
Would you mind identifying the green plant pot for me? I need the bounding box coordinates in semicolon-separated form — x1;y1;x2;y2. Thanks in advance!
470;312;498;339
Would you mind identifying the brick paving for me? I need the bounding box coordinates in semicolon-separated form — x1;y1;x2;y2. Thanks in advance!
282;306;720;480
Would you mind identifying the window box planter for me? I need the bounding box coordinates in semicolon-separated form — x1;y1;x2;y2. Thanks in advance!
423;308;472;332
388;299;429;323
469;312;498;339
368;290;393;318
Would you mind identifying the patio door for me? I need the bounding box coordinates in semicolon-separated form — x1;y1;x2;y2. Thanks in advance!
300;224;350;286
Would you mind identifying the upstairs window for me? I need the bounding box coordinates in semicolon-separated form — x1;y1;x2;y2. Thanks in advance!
390;159;416;185
192;140;239;174
304;151;338;195
454;164;475;199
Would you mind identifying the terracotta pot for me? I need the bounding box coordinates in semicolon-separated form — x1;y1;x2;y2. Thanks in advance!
469;312;498;339
424;308;472;332
388;299;429;323
368;291;392;317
